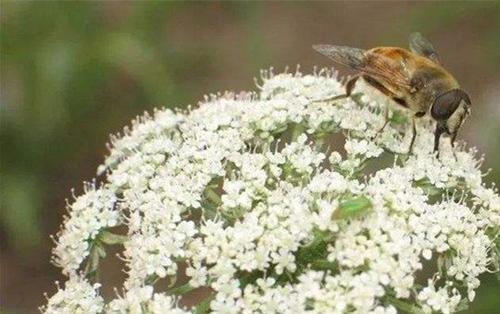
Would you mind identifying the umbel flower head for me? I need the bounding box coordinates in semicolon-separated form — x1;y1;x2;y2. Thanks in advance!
42;68;499;314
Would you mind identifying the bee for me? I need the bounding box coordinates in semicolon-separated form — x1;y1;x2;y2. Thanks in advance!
313;32;471;154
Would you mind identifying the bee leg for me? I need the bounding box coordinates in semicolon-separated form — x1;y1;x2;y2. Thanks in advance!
345;75;359;96
408;118;417;154
433;125;445;157
450;132;457;148
313;94;348;102
312;75;360;103
373;106;390;138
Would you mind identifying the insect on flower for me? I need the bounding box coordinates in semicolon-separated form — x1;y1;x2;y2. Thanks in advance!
313;32;471;154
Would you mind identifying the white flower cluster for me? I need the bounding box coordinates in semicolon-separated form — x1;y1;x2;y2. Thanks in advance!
45;68;499;313
108;286;190;314
52;185;119;274
42;276;104;314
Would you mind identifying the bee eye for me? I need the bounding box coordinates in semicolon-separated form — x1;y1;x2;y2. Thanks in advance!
431;89;470;121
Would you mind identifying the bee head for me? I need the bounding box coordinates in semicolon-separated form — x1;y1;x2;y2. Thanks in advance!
431;89;471;150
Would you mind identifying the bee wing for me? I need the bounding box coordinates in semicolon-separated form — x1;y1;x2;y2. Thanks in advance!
314;44;412;89
409;32;439;63
313;45;366;69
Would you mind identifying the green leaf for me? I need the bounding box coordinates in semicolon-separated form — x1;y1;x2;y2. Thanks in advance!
390;110;409;125
290;123;306;141
94;240;107;258
294;229;334;276
168;273;178;288
145;274;160;286
98;230;128;245
84;244;101;279
437;254;445;275
386;295;425;314
333;195;372;220
455;298;470;312
413;178;442;197
202;202;219;220
169;283;196;295
205;187;222;206
271;123;288;136
310;259;337;272
239;270;264;289
195;295;214;314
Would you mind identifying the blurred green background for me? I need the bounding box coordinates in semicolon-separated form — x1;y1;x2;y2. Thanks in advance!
1;2;499;313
